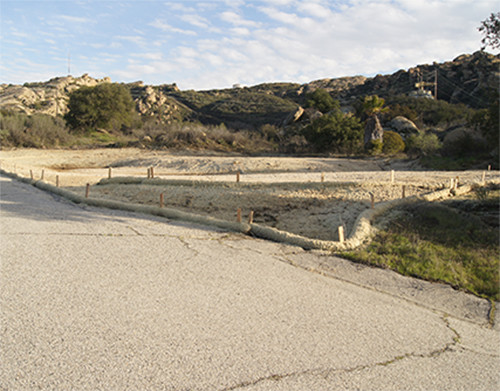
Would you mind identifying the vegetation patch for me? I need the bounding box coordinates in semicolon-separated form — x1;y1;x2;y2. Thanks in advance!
343;187;499;300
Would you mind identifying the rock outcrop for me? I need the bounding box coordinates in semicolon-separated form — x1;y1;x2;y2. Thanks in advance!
364;115;384;146
0;74;111;116
389;116;420;138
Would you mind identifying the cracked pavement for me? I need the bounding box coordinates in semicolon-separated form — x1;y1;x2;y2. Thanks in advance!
1;175;499;390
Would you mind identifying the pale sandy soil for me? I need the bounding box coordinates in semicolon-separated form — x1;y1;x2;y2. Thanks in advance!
1;148;497;241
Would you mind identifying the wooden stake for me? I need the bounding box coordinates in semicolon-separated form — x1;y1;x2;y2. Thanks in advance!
108;167;112;179
41;169;45;180
160;193;164;208
236;171;240;183
488;165;491;171
151;167;155;178
370;193;375;209
236;208;242;222
402;185;406;198
30;170;33;180
85;183;90;198
338;226;345;243
455;176;459;189
56;175;60;188
147;168;151;179
321;173;325;183
482;171;486;184
248;210;254;224
391;170;395;184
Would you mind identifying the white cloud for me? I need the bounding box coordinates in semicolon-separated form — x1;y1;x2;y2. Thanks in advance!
220;11;260;27
180;13;211;29
149;19;197;36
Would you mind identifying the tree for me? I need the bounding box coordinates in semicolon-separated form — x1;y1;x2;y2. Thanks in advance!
65;83;136;132
302;112;363;154
305;89;339;114
479;12;500;50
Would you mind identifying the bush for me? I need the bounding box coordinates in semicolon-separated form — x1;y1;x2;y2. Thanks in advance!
382;130;405;155
65;83;136;132
305;89;339;114
302;112;363;153
405;132;441;156
0;111;71;148
365;139;383;155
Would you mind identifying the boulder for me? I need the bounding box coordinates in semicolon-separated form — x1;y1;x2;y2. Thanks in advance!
389;116;420;137
364;115;384;145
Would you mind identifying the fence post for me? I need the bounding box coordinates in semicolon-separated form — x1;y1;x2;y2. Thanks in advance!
41;169;45;180
236;208;242;222
370;192;375;209
56;175;60;188
151;167;155;178
236;171;240;183
321;173;325;183
85;183;90;198
248;210;254;224
160;193;164;208
402;185;406;198
108;167;112;179
338;226;345;243
30;170;33;180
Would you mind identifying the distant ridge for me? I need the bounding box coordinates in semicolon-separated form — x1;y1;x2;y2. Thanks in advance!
1;51;498;129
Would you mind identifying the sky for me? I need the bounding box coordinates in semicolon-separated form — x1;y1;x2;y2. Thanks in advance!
1;0;498;90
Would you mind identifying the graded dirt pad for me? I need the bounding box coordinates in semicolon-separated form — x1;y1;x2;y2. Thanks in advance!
0;148;496;241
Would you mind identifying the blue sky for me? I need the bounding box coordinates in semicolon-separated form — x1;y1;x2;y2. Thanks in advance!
1;0;498;90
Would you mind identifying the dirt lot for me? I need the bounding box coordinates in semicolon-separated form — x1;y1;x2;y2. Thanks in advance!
1;148;496;241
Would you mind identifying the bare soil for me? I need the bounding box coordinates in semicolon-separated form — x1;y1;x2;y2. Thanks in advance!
1;148;496;241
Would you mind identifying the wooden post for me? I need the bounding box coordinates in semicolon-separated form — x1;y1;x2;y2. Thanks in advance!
391;170;395;184
482;171;486;185
248;210;254;224
147;168;151;179
236;208;242;222
402;185;406;198
450;178;454;189
455;176;459;189
338;226;345;243
41;169;45;180
56;175;60;188
321;173;325;183
151;167;155;178
160;193;164;208
370;193;374;209
236;171;240;183
488;165;491;171
30;170;33;180
108;167;112;179
85;183;90;198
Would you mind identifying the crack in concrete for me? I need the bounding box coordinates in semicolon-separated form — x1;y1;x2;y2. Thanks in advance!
222;315;463;390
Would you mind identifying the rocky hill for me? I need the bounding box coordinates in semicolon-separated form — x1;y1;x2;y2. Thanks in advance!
1;51;498;129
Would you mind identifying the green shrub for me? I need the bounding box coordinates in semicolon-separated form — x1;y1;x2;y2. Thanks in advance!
405;132;441;156
365;139;383;155
0;111;71;148
382;130;405;155
305;89;339;114
302;112;363;153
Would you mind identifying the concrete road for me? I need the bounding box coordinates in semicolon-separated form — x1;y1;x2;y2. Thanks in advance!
1;175;499;390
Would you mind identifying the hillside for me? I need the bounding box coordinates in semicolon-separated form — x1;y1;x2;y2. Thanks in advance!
1;51;498;130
